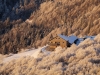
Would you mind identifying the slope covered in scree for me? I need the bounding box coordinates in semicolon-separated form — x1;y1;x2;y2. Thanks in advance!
1;0;100;54
0;34;100;75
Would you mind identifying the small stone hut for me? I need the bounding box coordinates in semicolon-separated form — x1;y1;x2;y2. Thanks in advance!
48;34;78;49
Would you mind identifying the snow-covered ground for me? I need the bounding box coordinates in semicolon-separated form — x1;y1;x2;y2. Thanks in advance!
2;46;48;63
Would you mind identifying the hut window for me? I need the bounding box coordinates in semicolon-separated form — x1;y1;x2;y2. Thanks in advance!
55;42;58;44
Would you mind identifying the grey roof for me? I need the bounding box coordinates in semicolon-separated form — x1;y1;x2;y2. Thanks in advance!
84;36;95;40
58;34;77;44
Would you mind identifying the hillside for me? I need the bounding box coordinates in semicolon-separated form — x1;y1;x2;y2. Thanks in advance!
0;0;100;54
0;34;100;75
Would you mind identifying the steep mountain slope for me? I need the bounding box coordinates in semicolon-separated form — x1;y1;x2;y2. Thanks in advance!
29;0;100;36
0;0;100;54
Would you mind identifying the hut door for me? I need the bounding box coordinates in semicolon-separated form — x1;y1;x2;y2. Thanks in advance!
57;42;60;46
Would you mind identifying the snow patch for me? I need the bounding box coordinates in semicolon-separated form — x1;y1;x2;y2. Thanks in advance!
3;47;45;63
